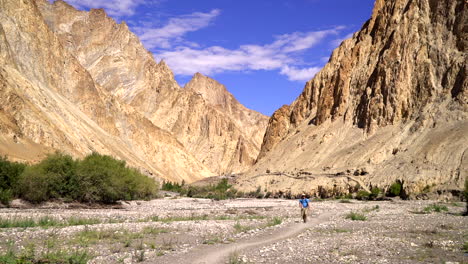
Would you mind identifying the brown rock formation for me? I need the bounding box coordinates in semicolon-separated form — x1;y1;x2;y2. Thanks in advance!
239;0;467;196
37;0;268;175
0;0;213;182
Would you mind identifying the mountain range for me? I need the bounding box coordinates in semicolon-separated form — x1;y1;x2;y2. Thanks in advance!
0;0;466;196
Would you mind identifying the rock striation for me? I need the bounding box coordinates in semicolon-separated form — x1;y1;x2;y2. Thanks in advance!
239;0;467;196
37;0;268;175
0;0;268;183
0;0;217;183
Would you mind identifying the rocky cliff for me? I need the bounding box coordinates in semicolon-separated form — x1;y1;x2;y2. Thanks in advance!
238;0;467;197
0;0;215;182
37;0;268;175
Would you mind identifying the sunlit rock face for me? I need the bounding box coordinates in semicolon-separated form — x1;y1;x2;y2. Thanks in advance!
0;0;268;183
239;0;467;196
0;0;213;183
37;0;268;175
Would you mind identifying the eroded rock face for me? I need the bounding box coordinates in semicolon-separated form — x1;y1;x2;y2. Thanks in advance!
240;0;467;195
0;0;267;183
0;0;213;183
37;0;268;175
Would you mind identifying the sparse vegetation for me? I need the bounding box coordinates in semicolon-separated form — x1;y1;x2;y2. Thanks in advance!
423;204;448;213
266;217;282;227
234;222;252;233
161;180;185;193
345;212;367;221
4;152;158;204
362;205;379;213
355;190;370;200
0;216;103;229
370;187;382;200
0;240;91;264
203;236;221;245
388;181;403;197
181;178;238;200
333;229;351;233
228;251;241;264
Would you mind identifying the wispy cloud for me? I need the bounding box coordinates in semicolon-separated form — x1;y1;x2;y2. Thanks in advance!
135;9;221;49
280;66;321;81
60;0;148;17
155;28;341;82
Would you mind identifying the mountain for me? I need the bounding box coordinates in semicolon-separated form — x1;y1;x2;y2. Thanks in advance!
0;0;267;183
37;0;268;175
237;0;467;197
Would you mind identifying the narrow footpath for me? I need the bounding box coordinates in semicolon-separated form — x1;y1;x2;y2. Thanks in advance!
157;211;333;264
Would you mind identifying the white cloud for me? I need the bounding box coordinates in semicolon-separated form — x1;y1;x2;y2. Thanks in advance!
136;9;221;49
280;66;321;81
156;28;340;81
59;0;147;17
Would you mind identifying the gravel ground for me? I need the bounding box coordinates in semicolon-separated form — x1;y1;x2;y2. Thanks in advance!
0;198;466;264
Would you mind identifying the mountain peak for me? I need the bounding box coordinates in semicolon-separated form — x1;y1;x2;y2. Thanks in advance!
185;72;230;107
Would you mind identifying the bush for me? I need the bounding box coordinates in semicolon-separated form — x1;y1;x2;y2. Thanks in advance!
388;181;403;197
345;212;367;221
182;178;238;200
17;153;78;203
0;189;13;206
423;204;448;213
17;152;158;204
161;180;185;193
370;187;382;199
0;157;27;205
356;190;370;200
75;153;158;203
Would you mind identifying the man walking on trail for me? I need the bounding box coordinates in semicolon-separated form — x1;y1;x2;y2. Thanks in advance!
299;194;310;223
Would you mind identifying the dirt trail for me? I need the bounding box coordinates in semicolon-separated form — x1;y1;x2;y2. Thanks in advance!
159;211;333;264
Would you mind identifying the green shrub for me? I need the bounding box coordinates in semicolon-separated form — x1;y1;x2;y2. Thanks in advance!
370;187;382;199
423;204;448;213
182;178;237;200
161;180;184;193
0;188;13;206
75;153;158;203
17;153;78;203
16;152;158;204
267;217;282;226
345;212;367;221
0;156;26;190
388;181;403;197
0;157;26;205
356;190;370;200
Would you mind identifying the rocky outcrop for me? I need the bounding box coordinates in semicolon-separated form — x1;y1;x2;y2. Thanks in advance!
37;0;269;175
0;0;213;182
239;0;467;196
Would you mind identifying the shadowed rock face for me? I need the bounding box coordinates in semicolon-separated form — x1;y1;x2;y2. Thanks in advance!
37;0;268;175
239;0;467;196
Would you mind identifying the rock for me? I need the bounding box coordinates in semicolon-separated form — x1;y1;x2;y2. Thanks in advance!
238;0;467;195
37;1;268;176
0;0;267;183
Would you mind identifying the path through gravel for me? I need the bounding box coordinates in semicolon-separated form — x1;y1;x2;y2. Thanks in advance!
186;211;333;264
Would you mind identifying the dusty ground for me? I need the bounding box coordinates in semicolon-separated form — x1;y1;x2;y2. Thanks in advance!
0;198;467;264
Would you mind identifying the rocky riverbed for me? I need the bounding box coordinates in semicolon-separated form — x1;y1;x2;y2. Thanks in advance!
0;198;466;263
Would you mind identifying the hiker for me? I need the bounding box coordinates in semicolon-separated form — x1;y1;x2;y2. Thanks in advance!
299;194;310;223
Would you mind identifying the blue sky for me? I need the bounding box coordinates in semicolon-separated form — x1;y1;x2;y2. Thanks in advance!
58;0;375;116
